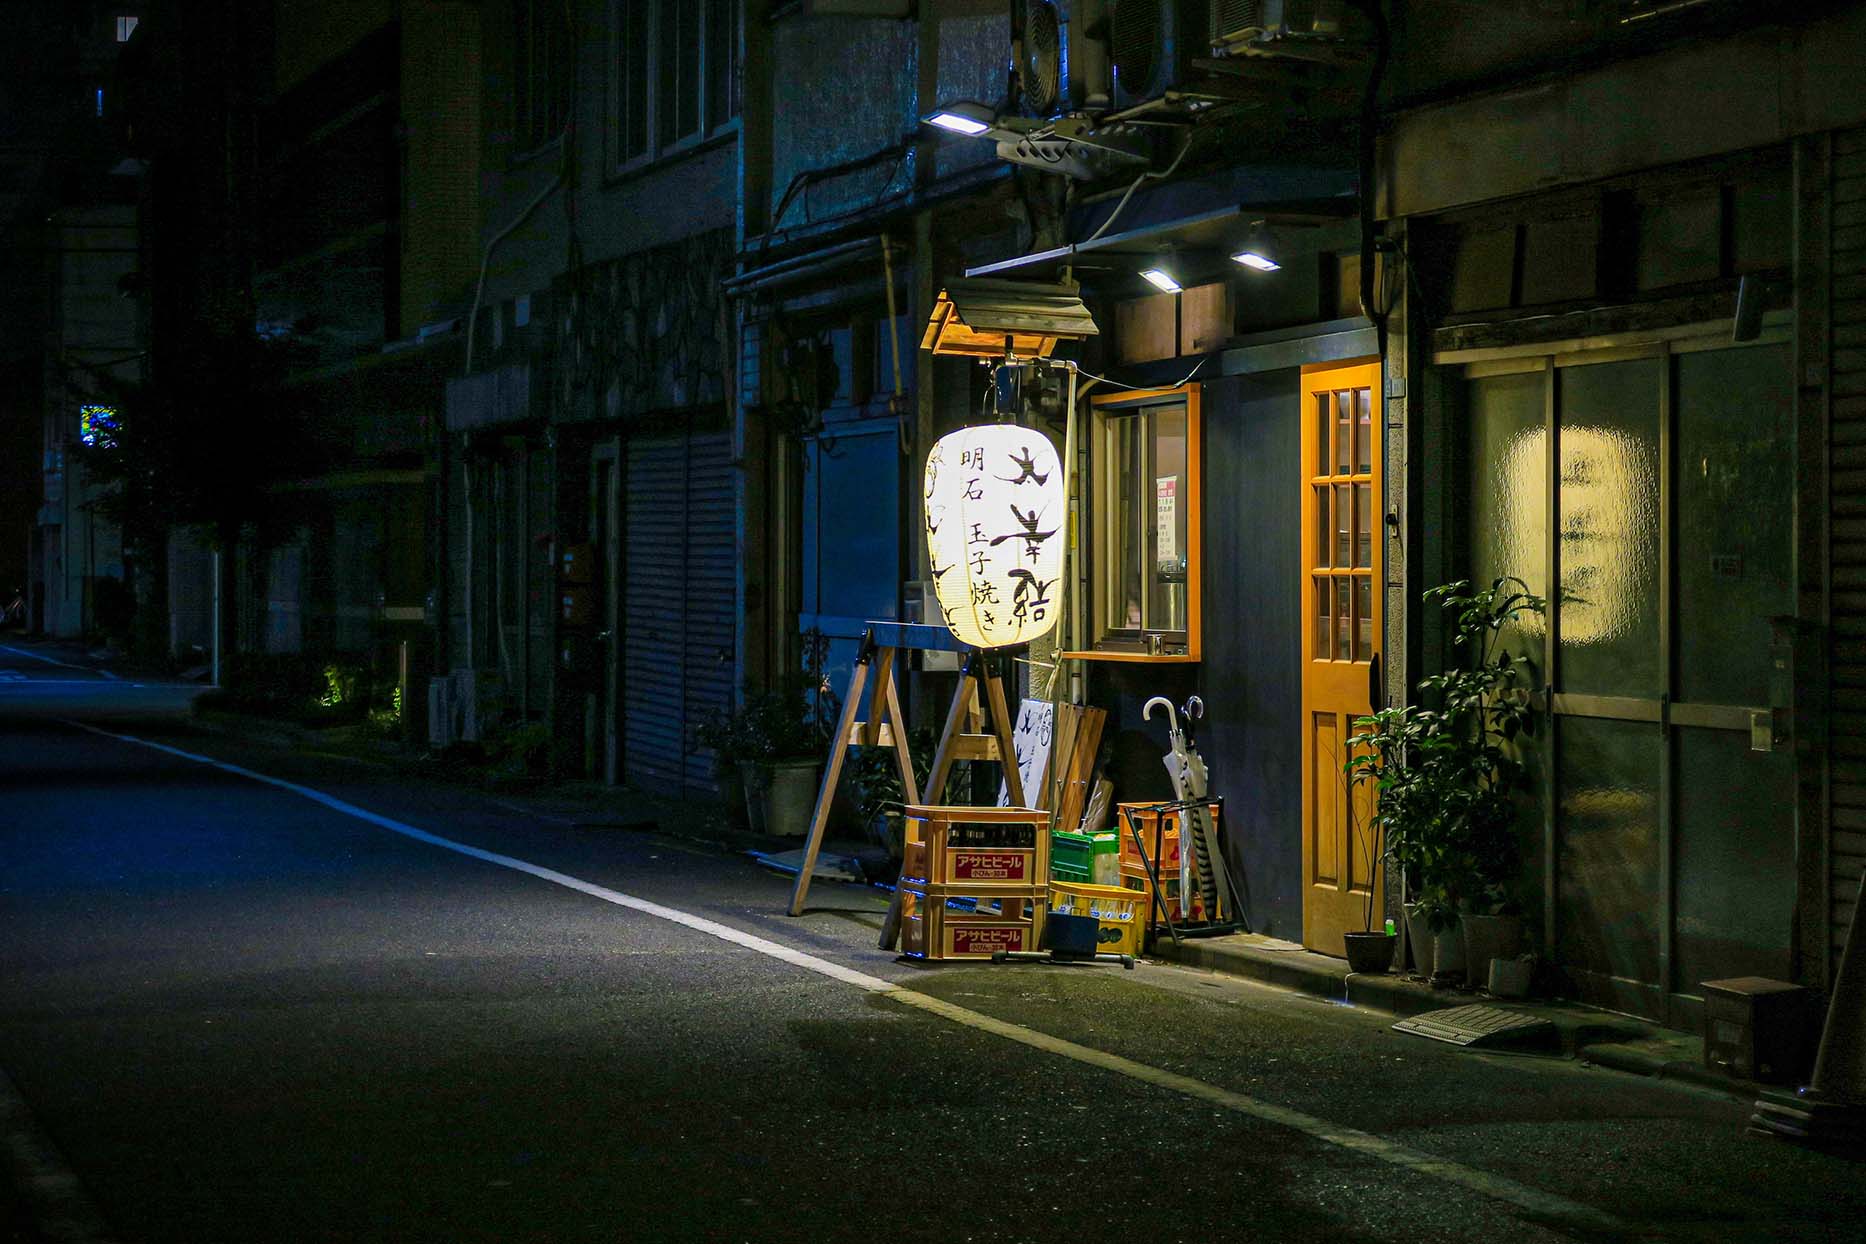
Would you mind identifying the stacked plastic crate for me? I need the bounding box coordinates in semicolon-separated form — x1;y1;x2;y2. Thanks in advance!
1117;802;1226;926
897;807;1052;960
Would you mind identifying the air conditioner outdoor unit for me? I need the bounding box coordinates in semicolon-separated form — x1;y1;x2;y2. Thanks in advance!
428;669;484;748
1210;0;1356;56
1110;0;1208;107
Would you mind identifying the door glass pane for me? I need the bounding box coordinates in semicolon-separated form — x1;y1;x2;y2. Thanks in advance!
1321;581;1336;660
1356;576;1372;660
1314;392;1331;476
1334;483;1351;566
1558;358;1662;697
1335;578;1350;662
1675;727;1794;990
1467;370;1547;674
1354;483;1372;568
1557;716;1661;987
1355;387;1373;473
1314;486;1330;570
1676;345;1793;707
1335;391;1352;474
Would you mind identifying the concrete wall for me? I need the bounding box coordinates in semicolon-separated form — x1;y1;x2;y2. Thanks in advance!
1383;3;1866;219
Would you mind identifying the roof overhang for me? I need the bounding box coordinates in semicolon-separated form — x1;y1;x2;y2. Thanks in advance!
920;278;1099;358
966;200;1360;294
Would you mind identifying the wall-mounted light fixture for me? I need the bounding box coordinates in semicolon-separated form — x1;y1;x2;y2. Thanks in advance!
1231;250;1280;272
1139;268;1183;294
922;102;999;138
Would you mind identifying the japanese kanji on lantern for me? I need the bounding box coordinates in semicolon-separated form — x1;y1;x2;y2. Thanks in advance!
924;423;1064;648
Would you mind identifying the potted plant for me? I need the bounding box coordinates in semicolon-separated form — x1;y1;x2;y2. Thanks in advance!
1348;577;1545;984
734;630;837;838
695;708;755;828
1337;762;1397;974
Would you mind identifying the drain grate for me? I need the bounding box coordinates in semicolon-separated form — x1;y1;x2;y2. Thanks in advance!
1393;1004;1556;1048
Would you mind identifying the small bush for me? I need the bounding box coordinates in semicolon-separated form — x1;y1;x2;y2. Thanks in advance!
198;652;392;725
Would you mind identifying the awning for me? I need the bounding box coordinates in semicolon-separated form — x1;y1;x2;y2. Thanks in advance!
965;200;1358;291
920;278;1099;358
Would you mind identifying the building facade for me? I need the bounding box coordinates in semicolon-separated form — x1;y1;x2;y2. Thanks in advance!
17;1;1856;1031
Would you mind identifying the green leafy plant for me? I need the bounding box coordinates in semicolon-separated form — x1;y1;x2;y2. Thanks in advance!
699;629;839;766
1346;577;1546;932
485;721;553;777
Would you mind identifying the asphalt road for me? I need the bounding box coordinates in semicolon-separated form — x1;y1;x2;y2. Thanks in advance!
1;641;1862;1243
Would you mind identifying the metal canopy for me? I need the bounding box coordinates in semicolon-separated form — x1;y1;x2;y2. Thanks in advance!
920;277;1099;358
965;199;1359;285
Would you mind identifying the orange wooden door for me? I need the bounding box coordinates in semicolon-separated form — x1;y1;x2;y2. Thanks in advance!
1300;360;1383;956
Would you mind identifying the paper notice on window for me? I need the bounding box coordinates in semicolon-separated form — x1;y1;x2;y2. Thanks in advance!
1156;476;1178;565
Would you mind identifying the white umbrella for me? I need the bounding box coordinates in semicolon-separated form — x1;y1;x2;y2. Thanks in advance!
1141;695;1232;921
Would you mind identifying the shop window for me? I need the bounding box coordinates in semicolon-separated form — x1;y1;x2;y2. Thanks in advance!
1072;383;1201;661
612;0;740;170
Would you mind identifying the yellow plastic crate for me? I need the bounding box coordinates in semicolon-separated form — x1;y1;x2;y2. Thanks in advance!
1048;881;1145;958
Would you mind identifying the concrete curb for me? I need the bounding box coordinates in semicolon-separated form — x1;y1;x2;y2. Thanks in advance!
1149;934;1767;1102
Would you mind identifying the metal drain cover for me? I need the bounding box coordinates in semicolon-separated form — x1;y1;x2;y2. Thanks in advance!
1393;1004;1556;1048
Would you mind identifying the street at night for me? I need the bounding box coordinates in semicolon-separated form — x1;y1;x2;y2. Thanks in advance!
1;648;1862;1243
8;2;1866;1241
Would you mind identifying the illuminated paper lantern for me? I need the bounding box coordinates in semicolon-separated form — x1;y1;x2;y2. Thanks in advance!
924;424;1064;649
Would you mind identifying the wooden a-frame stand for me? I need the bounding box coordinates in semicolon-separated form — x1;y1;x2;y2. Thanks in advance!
787;624;1025;920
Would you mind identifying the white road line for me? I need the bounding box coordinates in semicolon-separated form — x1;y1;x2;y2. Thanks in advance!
66;719;1619;1237
0;645;120;679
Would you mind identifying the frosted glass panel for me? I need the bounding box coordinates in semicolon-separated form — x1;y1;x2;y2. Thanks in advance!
1676;345;1793;707
1467;370;1546;673
1558;359;1661;697
1557;717;1661;986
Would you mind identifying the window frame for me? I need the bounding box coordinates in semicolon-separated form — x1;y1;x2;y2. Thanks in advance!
1067;382;1203;663
608;0;742;177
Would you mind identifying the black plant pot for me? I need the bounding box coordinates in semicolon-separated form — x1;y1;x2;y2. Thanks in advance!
1343;931;1398;975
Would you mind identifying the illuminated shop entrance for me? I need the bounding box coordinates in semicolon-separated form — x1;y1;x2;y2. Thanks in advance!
1300;360;1383;956
1459;338;1795;1024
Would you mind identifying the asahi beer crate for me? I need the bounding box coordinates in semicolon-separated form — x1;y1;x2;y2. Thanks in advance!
901;806;1050;889
897;883;1044;961
1048;881;1145;958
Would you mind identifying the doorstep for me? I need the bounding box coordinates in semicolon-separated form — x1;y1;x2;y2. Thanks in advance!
1149;931;1766;1102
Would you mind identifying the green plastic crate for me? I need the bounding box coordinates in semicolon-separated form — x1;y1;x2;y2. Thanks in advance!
1052;831;1119;884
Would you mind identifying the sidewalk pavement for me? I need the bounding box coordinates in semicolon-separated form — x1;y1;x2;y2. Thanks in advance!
1148;930;1762;1100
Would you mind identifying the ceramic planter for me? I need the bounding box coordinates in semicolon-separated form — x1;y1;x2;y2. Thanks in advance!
1488;955;1534;999
758;758;821;838
1343;931;1398;974
1431;919;1468;983
1461;913;1525;976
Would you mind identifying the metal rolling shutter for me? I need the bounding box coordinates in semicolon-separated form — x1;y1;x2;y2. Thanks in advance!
1831;127;1866;966
623;428;736;796
681;433;736;791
